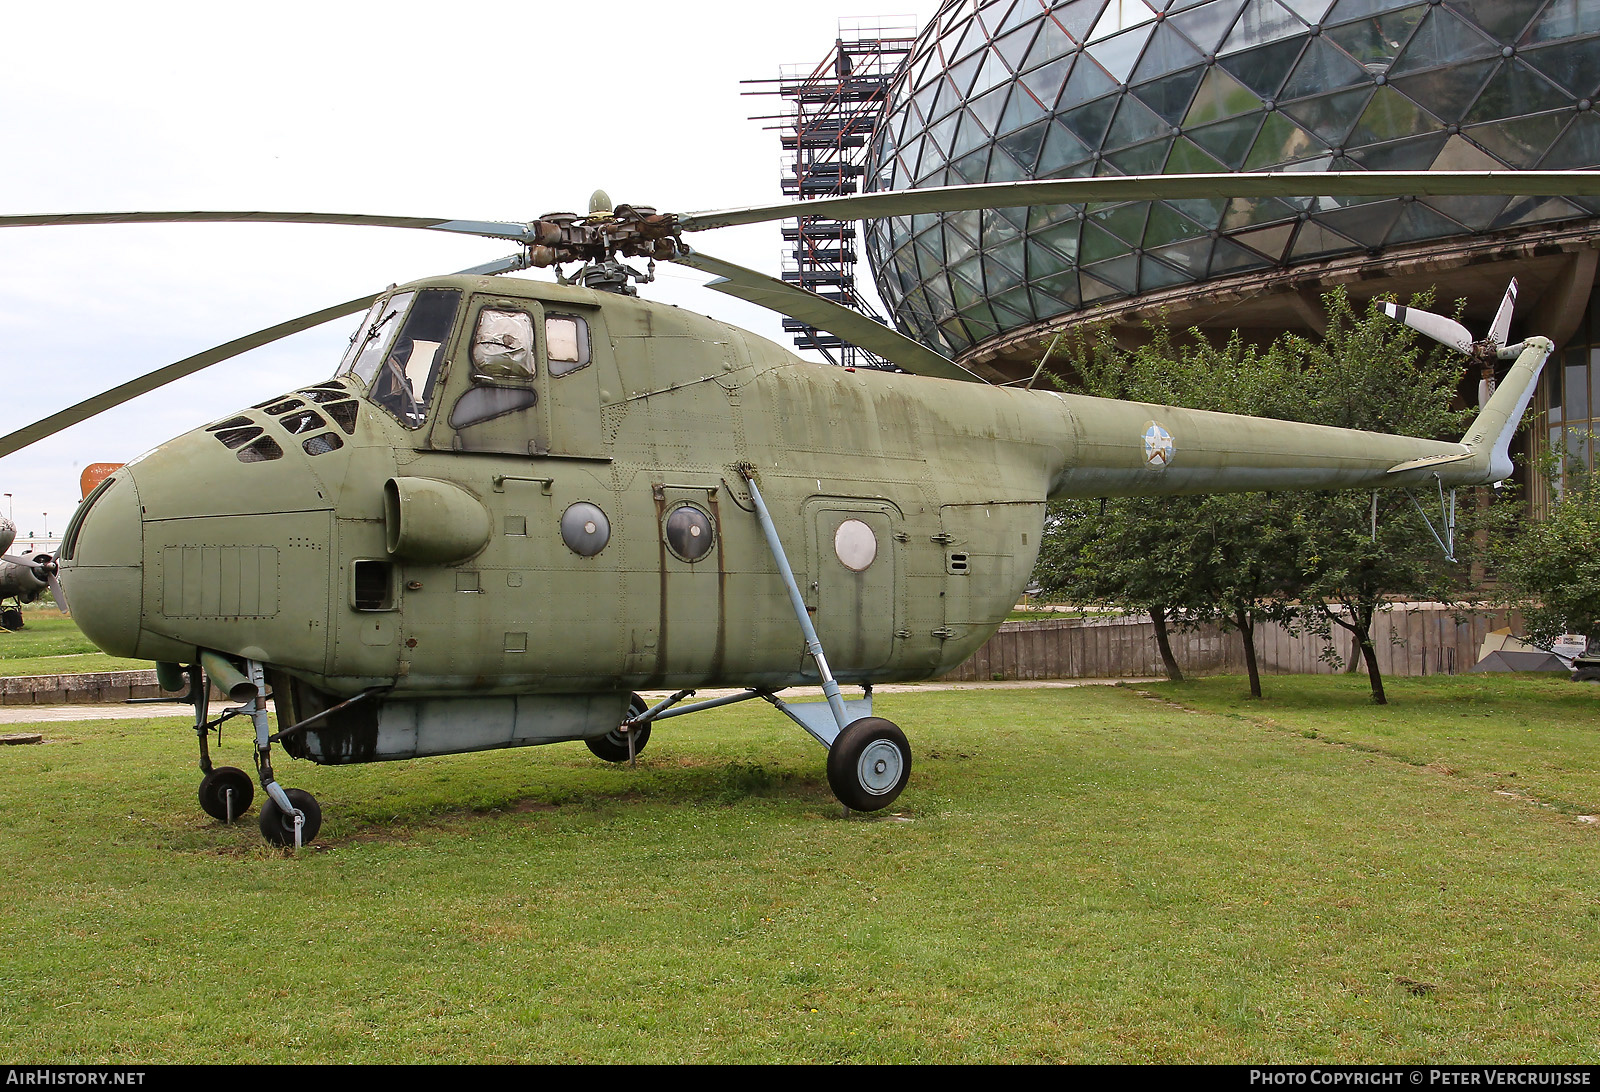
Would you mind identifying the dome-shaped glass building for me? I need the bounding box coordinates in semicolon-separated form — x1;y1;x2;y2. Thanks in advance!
864;0;1600;367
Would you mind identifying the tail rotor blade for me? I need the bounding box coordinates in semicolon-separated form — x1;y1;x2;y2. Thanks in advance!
1381;303;1474;355
1487;278;1518;349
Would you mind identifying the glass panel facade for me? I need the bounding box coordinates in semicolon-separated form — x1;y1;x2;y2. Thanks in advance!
1538;285;1600;499
866;0;1600;357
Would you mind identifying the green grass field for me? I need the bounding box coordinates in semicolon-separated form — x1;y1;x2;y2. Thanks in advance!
1;676;1596;1063
0;614;148;676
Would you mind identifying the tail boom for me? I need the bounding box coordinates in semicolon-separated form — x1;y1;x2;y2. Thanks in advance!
1040;337;1551;499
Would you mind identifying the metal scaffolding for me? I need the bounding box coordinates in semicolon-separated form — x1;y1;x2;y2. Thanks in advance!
744;19;917;368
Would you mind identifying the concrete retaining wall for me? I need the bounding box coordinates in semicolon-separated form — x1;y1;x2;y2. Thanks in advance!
1;670;165;705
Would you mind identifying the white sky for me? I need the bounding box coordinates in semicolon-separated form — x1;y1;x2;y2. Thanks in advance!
0;0;939;542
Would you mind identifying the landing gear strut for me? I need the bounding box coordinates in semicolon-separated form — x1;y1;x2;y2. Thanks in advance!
740;466;913;812
180;656;321;846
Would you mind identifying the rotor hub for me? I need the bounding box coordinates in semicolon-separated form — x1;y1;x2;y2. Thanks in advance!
521;205;682;270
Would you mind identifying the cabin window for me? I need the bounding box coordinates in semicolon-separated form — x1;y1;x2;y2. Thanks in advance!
546;315;590;376
370;289;461;430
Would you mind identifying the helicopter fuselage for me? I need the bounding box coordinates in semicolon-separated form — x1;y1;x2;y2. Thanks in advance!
58;274;1073;758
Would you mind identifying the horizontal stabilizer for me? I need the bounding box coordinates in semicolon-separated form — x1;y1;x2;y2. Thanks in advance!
1388;451;1475;474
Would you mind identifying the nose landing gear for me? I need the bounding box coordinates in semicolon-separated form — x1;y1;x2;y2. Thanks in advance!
180;658;321;847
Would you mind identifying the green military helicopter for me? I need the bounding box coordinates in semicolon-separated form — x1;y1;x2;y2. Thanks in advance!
1;171;1593;846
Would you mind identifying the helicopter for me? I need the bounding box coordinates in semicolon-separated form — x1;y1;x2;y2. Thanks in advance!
3;170;1594;847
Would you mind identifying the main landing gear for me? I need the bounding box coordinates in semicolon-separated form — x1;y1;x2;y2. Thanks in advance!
154;659;322;847
598;468;916;813
586;694;652;763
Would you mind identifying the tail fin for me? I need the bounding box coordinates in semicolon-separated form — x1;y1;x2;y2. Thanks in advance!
1457;336;1551;485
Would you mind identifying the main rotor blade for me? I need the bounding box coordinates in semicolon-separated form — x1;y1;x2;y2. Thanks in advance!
0;210;534;242
671;248;983;383
0;294;377;459
678;171;1600;232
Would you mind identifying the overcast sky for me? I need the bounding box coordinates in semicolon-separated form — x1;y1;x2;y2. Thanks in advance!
0;0;939;542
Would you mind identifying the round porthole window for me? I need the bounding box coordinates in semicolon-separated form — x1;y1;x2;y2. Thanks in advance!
560;502;611;557
665;505;715;562
834;518;878;572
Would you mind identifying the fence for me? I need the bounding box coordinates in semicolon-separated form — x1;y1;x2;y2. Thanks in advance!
940;606;1528;682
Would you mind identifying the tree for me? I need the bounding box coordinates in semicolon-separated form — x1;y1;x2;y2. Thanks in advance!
1496;461;1600;648
1272;290;1479;704
1037;325;1308;694
1036;494;1206;681
1036;290;1484;703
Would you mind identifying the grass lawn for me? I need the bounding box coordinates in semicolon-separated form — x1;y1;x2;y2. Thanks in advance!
0;614;149;676
0;677;1596;1063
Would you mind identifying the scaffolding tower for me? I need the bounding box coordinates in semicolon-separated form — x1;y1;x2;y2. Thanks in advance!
744;20;917;368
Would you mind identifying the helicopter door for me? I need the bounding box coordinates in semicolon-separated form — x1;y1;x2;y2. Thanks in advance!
937;501;1044;642
432;297;546;455
429;298;609;460
540;307;608;460
806;500;899;674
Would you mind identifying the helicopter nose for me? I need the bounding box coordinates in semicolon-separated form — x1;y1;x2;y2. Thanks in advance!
58;469;144;658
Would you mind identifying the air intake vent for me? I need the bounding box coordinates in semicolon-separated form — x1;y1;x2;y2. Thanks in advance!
238;436;283;463
303;432;343;456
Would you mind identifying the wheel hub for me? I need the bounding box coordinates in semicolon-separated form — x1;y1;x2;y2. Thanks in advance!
856;740;903;796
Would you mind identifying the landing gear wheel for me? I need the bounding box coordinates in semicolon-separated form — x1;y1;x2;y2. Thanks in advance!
826;717;911;812
0;606;21;631
258;788;322;847
586;694;651;763
198;766;255;822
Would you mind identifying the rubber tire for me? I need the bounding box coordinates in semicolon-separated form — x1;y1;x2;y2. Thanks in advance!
1573;669;1600;683
198;766;255;822
0;606;22;631
586;695;651;763
258;788;322;847
826;717;911;811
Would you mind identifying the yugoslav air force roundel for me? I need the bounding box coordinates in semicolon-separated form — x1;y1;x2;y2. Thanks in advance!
1143;423;1174;468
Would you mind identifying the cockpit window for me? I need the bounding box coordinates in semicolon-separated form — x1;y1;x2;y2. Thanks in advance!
368;289;461;430
340;293;414;385
472;310;535;380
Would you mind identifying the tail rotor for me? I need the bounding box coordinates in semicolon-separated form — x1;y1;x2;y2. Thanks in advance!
1381;278;1521;407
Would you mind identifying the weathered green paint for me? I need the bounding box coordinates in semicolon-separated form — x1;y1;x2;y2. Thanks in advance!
57;274;1545;757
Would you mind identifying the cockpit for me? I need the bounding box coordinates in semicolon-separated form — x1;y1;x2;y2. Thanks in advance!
333;285;595;449
336;288;459;430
